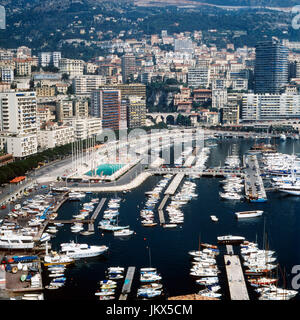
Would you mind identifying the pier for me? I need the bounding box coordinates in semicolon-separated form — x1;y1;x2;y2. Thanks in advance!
224;254;249;300
164;173;185;195
91;198;107;221
149;167;243;177
244;155;267;202
157;195;168;224
226;245;234;255
119;267;136;300
49;198;107;227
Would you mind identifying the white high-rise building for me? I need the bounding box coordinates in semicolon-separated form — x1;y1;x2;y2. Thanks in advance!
59;58;84;78
64;117;102;140
38;125;74;149
0;91;38;157
242;93;300;121
188;67;210;88
39;52;62;68
73;75;106;94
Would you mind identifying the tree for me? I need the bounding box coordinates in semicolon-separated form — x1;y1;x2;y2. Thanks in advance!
62;73;69;81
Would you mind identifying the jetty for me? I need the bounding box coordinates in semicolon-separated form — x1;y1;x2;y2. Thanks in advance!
224;254;249;300
164;173;185;195
119;267;136;300
91;198;107;221
244;154;267;202
48;198;107;227
157;195;168;224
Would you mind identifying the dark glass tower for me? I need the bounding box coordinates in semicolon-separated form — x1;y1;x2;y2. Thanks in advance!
254;40;289;94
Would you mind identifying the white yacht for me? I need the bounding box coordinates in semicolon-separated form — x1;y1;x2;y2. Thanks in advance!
68;192;85;201
43;252;75;266
0;233;34;249
71;223;84;233
60;241;109;259
113;229;134;237
219;192;242;200
278;184;300;196
210;215;218;222
235;210;264;219
217;235;245;244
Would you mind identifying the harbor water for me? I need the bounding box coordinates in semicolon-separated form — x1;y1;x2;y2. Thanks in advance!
45;138;300;300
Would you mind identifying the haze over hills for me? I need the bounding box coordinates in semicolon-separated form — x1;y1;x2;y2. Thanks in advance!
0;0;299;59
0;0;300;9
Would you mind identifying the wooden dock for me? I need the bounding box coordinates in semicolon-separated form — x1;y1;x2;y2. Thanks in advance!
119;267;136;300
224;255;249;300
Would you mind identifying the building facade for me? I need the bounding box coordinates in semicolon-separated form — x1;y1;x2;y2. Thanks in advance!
242;93;300;121
254;40;289;94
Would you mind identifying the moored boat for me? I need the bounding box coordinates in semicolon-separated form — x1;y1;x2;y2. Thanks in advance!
235;210;263;219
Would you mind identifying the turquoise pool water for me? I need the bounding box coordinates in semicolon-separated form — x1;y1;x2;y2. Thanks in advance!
85;163;124;176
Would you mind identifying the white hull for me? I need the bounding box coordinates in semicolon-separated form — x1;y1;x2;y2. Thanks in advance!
279;188;300;195
0;243;34;249
235;210;263;219
66;250;107;259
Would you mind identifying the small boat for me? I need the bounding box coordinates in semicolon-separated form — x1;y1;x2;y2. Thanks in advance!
21;293;44;300
99;295;115;300
108;274;123;280
45;284;61;290
140;268;157;273
217;235;245;244
48;273;64;278
248;277;278;287
113;229;134;237
100;280;117;286
43;252;75;266
101;284;117;290
163;224;177;228
235;210;263;219
39;233;51;242
80;231;95;236
140;283;163;290
137;289;162;298
141;222;157;227
95;291;115;296
200;243;218;250
140;274;162;282
198;289;221;298
210;215;218;222
107;267;125;273
52;277;66;283
196;277;219;285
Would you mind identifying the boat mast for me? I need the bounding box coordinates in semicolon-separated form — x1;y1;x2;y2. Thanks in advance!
148;246;152;268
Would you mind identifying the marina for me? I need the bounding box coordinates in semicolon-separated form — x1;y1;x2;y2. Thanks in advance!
0;137;299;300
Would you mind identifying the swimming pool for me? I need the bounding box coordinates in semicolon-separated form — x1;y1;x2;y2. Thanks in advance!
85;164;124;177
